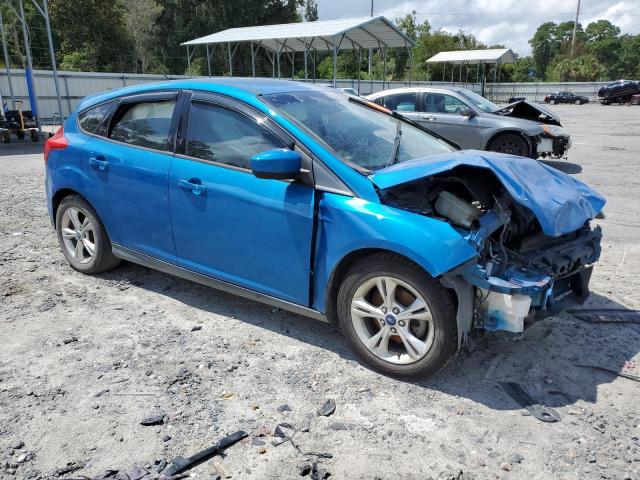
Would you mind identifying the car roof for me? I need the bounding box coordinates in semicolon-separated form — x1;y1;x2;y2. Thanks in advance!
367;86;470;98
77;78;335;112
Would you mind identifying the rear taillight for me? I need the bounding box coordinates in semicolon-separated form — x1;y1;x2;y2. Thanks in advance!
44;125;68;164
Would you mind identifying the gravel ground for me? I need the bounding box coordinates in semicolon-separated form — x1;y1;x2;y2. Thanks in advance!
1;103;639;480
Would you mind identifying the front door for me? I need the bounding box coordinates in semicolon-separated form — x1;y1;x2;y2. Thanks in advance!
418;92;484;149
82;92;179;263
169;94;315;305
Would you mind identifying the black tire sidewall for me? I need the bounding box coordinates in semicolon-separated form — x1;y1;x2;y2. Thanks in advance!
55;195;118;274
337;254;458;379
489;133;530;158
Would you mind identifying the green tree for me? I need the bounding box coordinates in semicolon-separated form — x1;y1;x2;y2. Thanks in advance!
125;0;165;73
547;53;606;81
49;0;133;72
585;20;621;74
303;0;318;22
529;22;560;79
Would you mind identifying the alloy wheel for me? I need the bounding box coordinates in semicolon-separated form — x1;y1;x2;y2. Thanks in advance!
60;207;96;264
350;276;435;365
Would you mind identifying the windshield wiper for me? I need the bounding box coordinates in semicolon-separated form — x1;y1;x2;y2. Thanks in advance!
385;119;402;167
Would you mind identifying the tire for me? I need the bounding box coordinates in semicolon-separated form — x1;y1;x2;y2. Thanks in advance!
1;131;9;143
574;99;580;105
632;97;640;105
55;195;121;274
549;99;555;105
488;133;530;157
30;129;38;142
337;253;458;379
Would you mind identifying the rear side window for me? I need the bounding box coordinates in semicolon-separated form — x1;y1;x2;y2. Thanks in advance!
378;92;417;112
78;101;113;135
109;100;176;151
185;102;285;169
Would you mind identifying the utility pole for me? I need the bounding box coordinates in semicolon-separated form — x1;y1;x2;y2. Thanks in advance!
570;0;580;58
368;0;373;76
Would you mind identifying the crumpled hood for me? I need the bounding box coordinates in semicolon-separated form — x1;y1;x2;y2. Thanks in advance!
369;150;606;237
493;100;562;126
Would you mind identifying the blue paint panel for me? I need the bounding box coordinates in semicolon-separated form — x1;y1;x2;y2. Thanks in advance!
311;193;478;312
169;157;315;304
81;136;176;263
370;149;606;237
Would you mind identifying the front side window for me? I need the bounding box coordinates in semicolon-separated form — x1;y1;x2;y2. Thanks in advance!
185;102;285;169
424;93;468;114
456;90;499;113
378;92;418;112
109;100;176;151
263;91;454;171
78;101;113;135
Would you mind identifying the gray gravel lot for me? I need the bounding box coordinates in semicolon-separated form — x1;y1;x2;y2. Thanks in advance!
1;103;639;480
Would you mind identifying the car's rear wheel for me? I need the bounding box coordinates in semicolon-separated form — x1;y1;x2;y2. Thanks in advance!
337;253;458;378
488;133;530;157
55;195;120;274
549;99;556;105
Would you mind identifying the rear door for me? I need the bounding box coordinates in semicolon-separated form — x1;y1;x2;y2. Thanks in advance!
417;92;484;149
168;92;315;304
81;91;180;263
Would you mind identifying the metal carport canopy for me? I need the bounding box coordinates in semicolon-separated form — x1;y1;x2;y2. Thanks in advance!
427;48;515;65
181;16;412;51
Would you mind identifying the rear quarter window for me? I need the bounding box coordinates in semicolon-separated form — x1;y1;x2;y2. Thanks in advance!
78;101;114;135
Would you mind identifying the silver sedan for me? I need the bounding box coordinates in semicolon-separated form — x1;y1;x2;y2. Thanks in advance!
367;87;571;159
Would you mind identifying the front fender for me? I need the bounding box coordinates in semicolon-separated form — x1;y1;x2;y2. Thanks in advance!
311;193;478;313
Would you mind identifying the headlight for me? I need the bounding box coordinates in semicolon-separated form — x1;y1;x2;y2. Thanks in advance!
540;124;567;137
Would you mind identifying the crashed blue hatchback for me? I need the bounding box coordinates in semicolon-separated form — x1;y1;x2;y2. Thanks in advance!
45;79;604;378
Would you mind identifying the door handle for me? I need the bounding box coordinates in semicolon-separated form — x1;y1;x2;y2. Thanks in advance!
420;115;436;121
89;157;109;171
179;179;207;195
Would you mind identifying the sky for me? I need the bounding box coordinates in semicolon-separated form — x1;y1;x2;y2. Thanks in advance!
317;0;640;56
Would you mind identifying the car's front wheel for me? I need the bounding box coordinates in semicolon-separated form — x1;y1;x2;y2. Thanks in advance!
488;133;530;157
55;195;121;274
337;253;458;378
549;99;556;105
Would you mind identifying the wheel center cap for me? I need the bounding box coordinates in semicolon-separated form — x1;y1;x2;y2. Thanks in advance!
75;230;82;240
384;314;397;326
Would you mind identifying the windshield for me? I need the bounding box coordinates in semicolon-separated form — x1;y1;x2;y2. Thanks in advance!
262;91;454;171
457;89;499;113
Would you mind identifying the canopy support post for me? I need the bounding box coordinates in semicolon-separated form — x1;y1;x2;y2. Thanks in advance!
407;41;413;85
303;43;307;81
0;10;15;107
186;45;191;73
357;48;361;95
227;42;233;76
332;35;337;87
206;45;211;76
459;61;463;83
250;42;256;77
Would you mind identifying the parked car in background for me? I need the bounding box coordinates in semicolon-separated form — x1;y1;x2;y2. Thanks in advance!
544;91;589;105
45;79;604;378
367;87;571;159
598;80;640;104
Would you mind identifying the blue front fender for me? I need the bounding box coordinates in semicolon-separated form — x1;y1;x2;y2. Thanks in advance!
311;193;478;313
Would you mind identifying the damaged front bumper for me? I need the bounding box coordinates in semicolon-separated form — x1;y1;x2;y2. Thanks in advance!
535;133;571;159
442;224;602;346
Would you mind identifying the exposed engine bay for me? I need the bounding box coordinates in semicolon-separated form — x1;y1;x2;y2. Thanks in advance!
378;166;602;338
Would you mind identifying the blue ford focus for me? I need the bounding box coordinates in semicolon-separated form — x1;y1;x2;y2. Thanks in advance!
45;79;605;378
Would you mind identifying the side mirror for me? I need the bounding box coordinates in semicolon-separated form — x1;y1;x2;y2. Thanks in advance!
459;107;476;118
250;148;301;180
